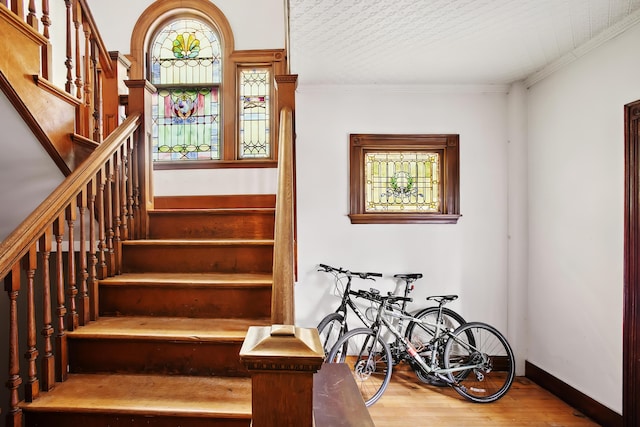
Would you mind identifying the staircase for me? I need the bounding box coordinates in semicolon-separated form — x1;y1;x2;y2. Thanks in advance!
20;195;276;427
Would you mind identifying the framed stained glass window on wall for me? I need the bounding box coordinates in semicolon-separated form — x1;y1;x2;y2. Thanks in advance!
349;134;461;224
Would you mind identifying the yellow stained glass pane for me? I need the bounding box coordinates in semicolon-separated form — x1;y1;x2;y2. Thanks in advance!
364;152;440;212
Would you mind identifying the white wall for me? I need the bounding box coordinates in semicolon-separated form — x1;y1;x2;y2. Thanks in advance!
0;90;64;241
527;21;640;415
293;84;510;340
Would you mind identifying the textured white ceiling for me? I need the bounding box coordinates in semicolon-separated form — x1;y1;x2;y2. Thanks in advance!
288;0;640;86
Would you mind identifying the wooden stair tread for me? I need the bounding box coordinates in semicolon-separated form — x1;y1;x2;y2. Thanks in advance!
151;208;275;214
100;272;272;287
68;316;270;340
21;373;251;417
124;239;274;245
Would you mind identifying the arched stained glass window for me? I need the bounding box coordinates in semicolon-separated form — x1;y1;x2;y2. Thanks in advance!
150;19;222;161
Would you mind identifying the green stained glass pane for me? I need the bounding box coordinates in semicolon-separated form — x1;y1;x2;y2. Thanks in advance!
239;68;270;159
364;152;440;212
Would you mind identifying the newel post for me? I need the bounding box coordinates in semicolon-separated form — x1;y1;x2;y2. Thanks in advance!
125;79;155;239
240;325;324;427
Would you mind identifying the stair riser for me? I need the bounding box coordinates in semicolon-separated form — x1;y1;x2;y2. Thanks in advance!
69;339;248;376
24;413;250;427
99;285;271;318
149;211;275;239
122;244;273;273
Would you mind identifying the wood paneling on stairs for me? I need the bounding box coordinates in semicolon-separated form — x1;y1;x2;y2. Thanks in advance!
21;195;276;426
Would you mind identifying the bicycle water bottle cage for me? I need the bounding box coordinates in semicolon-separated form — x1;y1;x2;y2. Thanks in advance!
426;295;458;304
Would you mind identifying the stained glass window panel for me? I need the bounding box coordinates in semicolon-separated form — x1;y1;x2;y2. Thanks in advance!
151;87;220;160
150;19;221;85
239;68;270;158
364;152;441;212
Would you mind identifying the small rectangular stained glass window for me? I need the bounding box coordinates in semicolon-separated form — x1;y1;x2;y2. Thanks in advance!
365;152;440;212
239;68;270;158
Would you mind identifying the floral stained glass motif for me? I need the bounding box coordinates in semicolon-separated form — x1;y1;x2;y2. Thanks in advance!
150;19;221;160
365;152;441;212
239;68;270;158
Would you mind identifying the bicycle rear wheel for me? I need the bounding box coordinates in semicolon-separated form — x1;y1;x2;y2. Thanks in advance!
405;307;467;385
317;312;347;357
327;328;392;406
443;322;515;403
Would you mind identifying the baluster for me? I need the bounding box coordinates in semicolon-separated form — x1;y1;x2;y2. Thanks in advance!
121;146;129;242
92;39;102;142
97;167;108;280
126;138;136;238
54;215;68;382
77;190;90;325
11;0;24;20
83;17;93;139
113;152;122;275
64;0;73;93
39;229;55;391
22;245;40;402
27;0;37;29
41;0;50;39
87;179;99;320
73;0;83;101
105;160;115;276
132;136;140;239
66;200;79;331
5;264;23;427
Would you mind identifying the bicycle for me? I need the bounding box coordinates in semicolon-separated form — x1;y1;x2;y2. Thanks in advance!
327;291;515;406
316;265;467;362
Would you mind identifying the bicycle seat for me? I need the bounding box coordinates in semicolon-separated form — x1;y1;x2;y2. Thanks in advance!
393;273;423;281
426;295;458;304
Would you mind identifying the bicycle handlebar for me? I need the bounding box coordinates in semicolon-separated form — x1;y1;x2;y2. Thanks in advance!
318;263;382;280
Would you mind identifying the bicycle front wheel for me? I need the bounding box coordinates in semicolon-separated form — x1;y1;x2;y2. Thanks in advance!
327;328;392;406
443;322;515;403
317;312;347;357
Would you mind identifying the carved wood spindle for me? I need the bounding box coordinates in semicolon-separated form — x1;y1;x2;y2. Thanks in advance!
120;146;129;242
22;245;40;402
41;0;50;39
5;264;23;427
66;200;79;331
54;215;68;382
87;179;99;320
10;0;24;20
126;139;136;238
112;152;122;275
27;0;37;29
73;0;83;101
64;0;73;93
132;137;140;239
39;229;56;391
77;190;90;325
105;160;115;276
92;41;103;142
83;17;93;138
97;167;108;280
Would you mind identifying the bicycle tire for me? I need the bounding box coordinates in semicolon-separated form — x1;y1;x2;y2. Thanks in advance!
405;307;468;385
327;327;392;406
443;322;515;403
317;312;347;357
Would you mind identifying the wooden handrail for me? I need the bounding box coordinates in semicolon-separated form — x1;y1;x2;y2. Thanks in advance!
0;113;140;280
77;0;112;78
271;107;295;325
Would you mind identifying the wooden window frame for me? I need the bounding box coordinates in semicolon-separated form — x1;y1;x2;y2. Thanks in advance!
349;134;461;224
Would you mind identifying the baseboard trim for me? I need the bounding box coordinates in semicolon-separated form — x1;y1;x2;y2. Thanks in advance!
525;360;622;427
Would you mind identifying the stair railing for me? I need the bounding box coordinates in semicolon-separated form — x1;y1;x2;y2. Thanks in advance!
0;113;142;427
1;0;117;145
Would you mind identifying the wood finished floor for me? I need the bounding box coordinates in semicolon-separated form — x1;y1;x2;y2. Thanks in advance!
366;371;601;426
